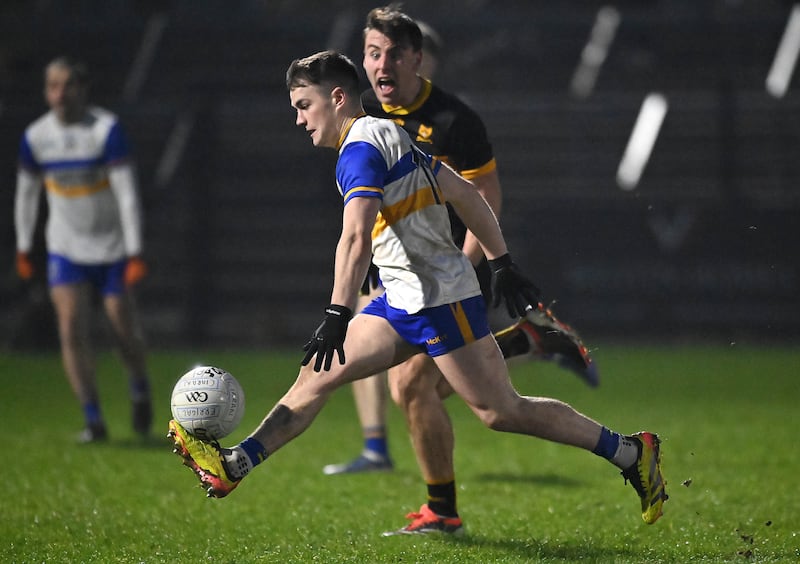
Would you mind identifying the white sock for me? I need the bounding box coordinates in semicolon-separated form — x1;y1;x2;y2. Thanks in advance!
611;435;639;469
222;446;254;480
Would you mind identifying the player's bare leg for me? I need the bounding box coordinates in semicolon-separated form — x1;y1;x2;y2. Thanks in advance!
359;372;392;447
435;335;602;446
323;286;393;474
322;374;392;473
103;292;152;436
170;320;666;520
384;332;594;535
251;313;414;456
389;355;455;482
353;372;388;439
168;313;415;498
430;334;667;522
387;355;458;526
51;283;105;441
352;372;388;438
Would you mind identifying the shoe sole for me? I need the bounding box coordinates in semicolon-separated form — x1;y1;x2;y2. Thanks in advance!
382;525;465;537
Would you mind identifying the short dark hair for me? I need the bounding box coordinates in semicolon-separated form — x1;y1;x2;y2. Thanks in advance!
364;4;423;52
286;50;360;97
46;55;90;86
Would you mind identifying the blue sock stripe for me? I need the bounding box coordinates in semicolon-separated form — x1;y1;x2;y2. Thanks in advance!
240;437;268;466
83;403;102;425
593;426;620;460
365;436;388;457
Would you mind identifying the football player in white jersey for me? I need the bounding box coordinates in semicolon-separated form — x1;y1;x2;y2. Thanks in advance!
168;50;667;529
14;56;153;443
324;9;599;488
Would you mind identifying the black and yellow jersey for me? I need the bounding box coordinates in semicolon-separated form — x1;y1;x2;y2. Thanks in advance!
361;78;495;179
362;78;497;254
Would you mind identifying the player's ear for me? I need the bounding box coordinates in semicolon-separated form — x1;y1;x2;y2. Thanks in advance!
412;49;423;72
329;86;344;107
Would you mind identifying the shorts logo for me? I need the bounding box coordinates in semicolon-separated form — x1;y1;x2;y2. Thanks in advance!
426;334;446;346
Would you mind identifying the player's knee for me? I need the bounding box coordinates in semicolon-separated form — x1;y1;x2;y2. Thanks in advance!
389;373;437;411
388;363;426;407
470;401;517;432
435;377;454;399
476;408;506;431
389;375;416;409
388;378;403;407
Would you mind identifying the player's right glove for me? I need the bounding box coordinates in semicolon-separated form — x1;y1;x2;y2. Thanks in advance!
360;262;381;295
15;251;34;280
489;253;541;318
302;304;352;372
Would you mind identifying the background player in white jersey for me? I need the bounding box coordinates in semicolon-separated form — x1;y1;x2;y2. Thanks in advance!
168;50;667;531
14;56;153;443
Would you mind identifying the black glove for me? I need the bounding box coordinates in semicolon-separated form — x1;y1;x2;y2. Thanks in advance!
488;253;541;318
360;262;381;295
302;304;353;372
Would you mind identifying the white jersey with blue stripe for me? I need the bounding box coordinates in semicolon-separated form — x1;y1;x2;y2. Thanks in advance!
16;106;141;263
337;115;481;314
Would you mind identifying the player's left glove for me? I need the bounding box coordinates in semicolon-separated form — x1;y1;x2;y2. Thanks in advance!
302;304;352;372
124;256;148;287
489;253;541;318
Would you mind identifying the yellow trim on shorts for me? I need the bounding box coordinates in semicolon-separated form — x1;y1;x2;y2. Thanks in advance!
449;301;476;344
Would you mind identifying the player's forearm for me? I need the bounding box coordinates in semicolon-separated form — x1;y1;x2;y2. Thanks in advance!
331;230;372;311
109;164;144;255
462;232;484;266
14;169;42;252
473;168;502;219
332;197;381;309
462;169;502;265
437;165;508;260
459;201;508;261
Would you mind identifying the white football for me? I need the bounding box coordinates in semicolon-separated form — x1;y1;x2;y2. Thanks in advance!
170;366;245;440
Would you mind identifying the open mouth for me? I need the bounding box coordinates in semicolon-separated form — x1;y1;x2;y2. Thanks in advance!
377;77;395;95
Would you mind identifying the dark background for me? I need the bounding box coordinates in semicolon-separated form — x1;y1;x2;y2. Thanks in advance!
1;0;798;350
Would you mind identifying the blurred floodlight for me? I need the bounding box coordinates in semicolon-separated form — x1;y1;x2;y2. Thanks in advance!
617;93;668;191
570;6;621;98
766;4;800;98
122;12;168;104
155;111;195;189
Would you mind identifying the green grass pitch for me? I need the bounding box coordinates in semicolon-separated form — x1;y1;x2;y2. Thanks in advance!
2;344;798;563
